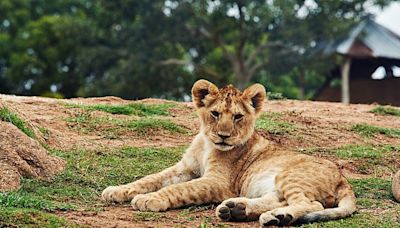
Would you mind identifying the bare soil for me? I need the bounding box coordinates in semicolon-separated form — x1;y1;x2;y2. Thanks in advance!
1;94;399;227
0;122;65;191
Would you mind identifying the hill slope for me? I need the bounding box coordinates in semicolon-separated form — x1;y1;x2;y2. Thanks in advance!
0;94;399;227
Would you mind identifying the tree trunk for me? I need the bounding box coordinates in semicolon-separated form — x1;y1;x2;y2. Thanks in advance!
232;56;250;90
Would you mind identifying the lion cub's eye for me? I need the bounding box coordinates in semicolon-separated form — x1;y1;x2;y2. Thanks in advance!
234;114;244;120
211;111;220;118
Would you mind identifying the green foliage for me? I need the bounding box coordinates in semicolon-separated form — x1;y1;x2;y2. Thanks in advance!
351;124;400;138
370;106;400;117
0;105;35;138
0;207;68;227
256;113;295;135
0;0;393;99
267;92;286;100
69;103;175;116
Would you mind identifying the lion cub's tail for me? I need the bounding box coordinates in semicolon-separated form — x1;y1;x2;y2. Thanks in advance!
299;178;357;223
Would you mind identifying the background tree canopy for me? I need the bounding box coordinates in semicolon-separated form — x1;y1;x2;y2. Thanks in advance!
0;0;396;100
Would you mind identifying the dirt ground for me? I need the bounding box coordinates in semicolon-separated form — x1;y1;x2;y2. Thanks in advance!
1;94;399;227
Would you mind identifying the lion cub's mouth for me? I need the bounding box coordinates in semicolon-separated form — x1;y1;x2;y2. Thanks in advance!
214;142;234;151
215;142;230;146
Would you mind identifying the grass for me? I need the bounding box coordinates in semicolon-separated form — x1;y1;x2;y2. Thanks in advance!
66;102;175;116
124;118;187;135
300;212;400;228
0;192;72;212
370;106;400;117
65;104;187;137
351;123;400;138
350;178;392;200
0;207;69;227
334;144;399;159
0;146;185;211
67;112;187;137
0;105;36;138
256;112;295;135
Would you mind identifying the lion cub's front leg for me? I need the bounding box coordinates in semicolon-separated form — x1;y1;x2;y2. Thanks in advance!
102;161;196;203
131;176;233;212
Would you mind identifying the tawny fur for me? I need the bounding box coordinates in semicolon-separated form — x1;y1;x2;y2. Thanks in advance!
102;80;357;226
393;170;400;202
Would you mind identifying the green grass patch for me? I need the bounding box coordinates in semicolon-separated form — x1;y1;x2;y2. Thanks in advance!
0;192;72;212
350;178;392;200
300;212;400;228
256;112;295;135
0;106;36;138
9;146;184;210
67;102;175;116
66;111;186;137
123;118;187;135
351;124;400;138
335;144;400;160
371;106;400;117
0;207;68;227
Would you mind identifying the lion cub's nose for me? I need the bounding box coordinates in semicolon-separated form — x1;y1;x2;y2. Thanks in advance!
218;132;231;140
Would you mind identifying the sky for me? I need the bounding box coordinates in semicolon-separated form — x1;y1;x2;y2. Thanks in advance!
375;2;400;36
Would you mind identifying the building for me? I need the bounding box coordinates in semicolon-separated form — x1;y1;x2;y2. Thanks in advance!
314;19;400;106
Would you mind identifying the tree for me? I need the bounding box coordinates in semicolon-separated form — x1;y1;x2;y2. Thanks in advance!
162;0;395;93
0;0;397;99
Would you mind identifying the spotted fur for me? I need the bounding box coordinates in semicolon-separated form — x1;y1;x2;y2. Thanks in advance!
102;80;356;226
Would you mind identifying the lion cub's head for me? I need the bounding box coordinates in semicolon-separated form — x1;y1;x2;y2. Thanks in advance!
192;79;266;151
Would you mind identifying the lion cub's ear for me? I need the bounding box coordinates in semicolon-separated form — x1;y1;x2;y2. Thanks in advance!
191;79;219;108
242;83;266;114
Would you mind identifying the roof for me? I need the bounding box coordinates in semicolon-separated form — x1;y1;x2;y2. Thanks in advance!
325;19;400;59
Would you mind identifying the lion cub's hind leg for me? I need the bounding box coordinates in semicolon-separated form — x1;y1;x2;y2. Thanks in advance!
216;194;287;222
259;197;324;227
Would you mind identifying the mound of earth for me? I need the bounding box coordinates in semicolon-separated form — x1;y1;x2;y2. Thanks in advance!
0;94;399;227
0;121;65;191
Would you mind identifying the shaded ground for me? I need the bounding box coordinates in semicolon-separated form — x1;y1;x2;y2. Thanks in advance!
0;94;399;227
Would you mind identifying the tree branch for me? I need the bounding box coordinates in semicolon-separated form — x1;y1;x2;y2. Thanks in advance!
215;35;236;63
245;41;285;68
158;58;191;65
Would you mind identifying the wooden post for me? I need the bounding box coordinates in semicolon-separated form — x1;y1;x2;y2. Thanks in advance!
341;58;351;104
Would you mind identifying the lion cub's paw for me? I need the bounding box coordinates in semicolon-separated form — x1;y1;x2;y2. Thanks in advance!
259;209;294;227
101;186;130;203
216;198;249;222
131;194;169;212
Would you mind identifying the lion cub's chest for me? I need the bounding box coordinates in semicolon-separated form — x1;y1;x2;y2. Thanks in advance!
198;140;214;176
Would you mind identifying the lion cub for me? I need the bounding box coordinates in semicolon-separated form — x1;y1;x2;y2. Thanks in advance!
102;80;356;226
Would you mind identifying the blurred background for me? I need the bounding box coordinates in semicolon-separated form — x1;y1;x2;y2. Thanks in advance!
0;0;399;104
